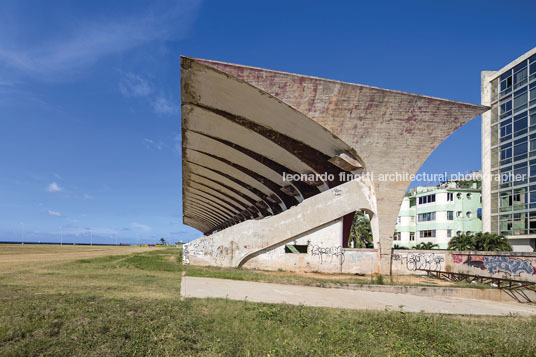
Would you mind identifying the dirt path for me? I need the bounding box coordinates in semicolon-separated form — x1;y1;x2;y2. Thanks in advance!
181;276;536;316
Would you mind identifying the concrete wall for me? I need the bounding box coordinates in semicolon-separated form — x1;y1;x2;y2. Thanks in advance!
186;241;536;283
240;219;380;275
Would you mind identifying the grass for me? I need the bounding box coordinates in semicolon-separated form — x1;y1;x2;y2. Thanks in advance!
185;263;492;289
1;245;535;355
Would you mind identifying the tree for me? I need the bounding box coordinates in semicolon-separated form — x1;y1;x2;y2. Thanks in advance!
414;242;439;250
159;237;166;246
348;211;373;248
447;232;512;251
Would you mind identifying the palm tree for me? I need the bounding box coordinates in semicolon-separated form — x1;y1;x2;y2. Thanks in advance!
447;233;472;251
447;232;512;251
348;211;373;248
414;242;439;250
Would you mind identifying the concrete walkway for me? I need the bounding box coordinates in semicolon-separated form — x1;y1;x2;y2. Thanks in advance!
181;276;536;316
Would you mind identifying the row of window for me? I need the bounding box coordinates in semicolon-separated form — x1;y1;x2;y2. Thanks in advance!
418;194;436;205
499;54;536;99
498;109;536;145
417;192;473;205
397;210;477;223
412;210;473;222
394;230;473;240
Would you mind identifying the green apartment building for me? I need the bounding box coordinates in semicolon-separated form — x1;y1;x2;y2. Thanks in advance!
394;179;483;249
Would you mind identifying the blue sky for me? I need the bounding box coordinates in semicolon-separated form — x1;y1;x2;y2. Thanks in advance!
0;0;534;245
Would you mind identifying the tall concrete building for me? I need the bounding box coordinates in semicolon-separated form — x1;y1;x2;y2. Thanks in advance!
394;179;482;249
482;47;536;252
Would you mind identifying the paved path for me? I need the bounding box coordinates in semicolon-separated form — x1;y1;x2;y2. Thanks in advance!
181;276;536;316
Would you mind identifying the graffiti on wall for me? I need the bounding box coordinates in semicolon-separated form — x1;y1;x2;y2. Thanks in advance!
453;254;536;276
310;245;345;264
183;237;215;264
393;252;444;272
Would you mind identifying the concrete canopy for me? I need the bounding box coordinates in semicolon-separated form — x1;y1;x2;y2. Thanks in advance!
181;57;488;272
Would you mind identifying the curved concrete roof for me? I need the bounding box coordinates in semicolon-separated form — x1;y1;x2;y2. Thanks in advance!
181;57;488;238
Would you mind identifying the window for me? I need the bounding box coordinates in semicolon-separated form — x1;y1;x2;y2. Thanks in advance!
500;99;512;118
501;144;512;164
419;230;436;238
530;82;536;107
466;231;472;235
284;244;308;254
447;229;452;238
447;192;453;201
456;231;462;236
418;212;436;222
466;193;472;199
456;211;462;218
447;211;454;220
394;232;401;241
410;216;415;223
418;194;436;205
397;216;401;224
409;232;415;241
456;193;462;200
514;62;528;89
514;112;528;135
514;138;528;159
500;71;512;96
514;87;528;112
466;211;472;218
500;119;512;139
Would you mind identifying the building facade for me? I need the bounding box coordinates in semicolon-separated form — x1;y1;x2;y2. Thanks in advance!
482;47;536;252
394;180;482;249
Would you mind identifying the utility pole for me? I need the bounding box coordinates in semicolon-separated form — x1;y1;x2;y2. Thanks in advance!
20;222;24;245
60;226;63;246
90;230;93;246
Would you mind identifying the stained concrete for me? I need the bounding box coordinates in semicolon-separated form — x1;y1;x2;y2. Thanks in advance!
181;276;536;316
181;57;488;273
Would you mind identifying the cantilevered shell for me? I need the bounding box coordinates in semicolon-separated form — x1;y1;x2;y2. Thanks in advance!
181;57;487;272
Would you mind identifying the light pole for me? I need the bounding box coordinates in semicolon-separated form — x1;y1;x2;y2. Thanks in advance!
60;226;63;246
90;230;93;246
20;222;24;245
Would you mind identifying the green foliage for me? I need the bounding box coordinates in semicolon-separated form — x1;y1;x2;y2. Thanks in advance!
393;244;409;250
447;232;513;251
414;242;439;250
348;211;374;248
375;274;384;285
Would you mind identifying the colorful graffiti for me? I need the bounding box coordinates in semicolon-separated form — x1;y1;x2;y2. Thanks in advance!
453;254;536;276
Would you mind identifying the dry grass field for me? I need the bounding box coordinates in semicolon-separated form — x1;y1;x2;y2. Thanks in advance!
1;244;536;356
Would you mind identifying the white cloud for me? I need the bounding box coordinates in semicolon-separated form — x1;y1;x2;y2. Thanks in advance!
152;96;178;115
48;209;62;217
46;182;62;192
131;222;151;232
0;1;202;80
83;193;94;200
143;138;164;151
119;72;152;97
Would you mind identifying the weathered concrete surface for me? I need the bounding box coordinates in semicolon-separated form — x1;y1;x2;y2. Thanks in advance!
181;277;536;316
188;58;488;258
181;57;488;273
184;177;378;269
